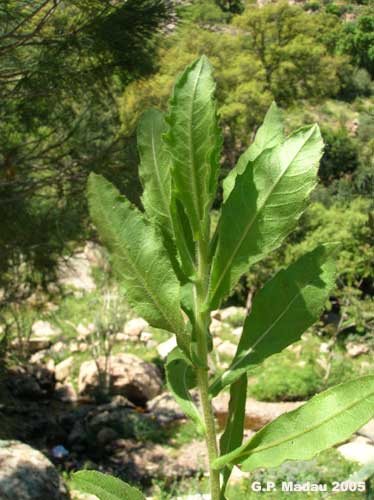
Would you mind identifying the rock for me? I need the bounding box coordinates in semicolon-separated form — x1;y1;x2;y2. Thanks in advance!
55;357;74;382
358;420;374;442
115;333;128;342
232;327;243;337
7;364;55;400
220;306;246;323
346;342;369;358
217;340;237;358
76;323;96;339
84;241;108;269
78;354;162;405
96;427;119;446
29;350;49;364
108;439;205;483
338;436;374;465
54;382;77;403
213;394;303;431
50;341;66;354
209;318;223;334
157;336;177;360
211;309;221;320
147;393;186;426
31;320;61;338
57;252;96;292
0;440;69;500
124;318;148;338
140;331;153;343
319;342;329;353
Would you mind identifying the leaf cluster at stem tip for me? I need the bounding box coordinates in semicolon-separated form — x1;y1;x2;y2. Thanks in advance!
80;55;374;500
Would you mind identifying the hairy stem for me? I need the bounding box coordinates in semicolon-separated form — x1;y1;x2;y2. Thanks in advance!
195;229;220;500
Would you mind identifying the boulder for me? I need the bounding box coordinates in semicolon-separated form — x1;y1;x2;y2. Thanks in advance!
124;318;148;339
0;440;69;500
346;342;369;358
55;357;74;382
78;354;162;405
29;321;61;352
57;253;96;292
338;436;374;465
7;364;55;400
217;340;237;358
358;419;374;442
219;306;246;323
147;393;186;426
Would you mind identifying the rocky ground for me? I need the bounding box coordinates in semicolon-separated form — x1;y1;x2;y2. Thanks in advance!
1;243;373;499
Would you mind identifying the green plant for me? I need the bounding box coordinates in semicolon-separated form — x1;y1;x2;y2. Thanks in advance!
72;56;374;500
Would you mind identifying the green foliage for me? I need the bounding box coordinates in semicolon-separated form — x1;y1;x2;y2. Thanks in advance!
87;57;373;500
339;12;374;77
71;470;145;500
319;127;359;184
121;2;350;160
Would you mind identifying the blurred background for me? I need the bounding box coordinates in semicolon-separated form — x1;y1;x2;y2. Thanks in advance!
0;1;373;499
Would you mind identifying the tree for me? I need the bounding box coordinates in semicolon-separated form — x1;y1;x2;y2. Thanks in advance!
339;12;374;77
0;0;172;307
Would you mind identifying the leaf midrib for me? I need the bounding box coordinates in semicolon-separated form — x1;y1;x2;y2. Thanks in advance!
211;127;316;305
235;390;374;459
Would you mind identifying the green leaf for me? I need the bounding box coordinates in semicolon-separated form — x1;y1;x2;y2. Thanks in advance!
210;244;337;396
166;348;205;432
165;55;222;238
223;102;285;202
210;124;323;309
213;375;374;472
219;374;248;499
71;470;145;500
138;109;173;234
87;173;188;354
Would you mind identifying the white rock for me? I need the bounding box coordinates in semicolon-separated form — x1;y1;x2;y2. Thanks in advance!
140;331;153;343
232;327;243;337
358;420;374;442
76;322;96;338
50;341;66;354
220;306;246;322
55;356;74;382
124;318;148;338
157;337;177;359
210;318;222;334
346;342;369;358
57;252;96;292
338;436;374;464
217;340;237;358
210;309;221;320
319;342;329;353
31;321;61;339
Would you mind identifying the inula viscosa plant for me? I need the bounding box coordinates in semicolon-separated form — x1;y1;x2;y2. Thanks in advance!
72;56;374;500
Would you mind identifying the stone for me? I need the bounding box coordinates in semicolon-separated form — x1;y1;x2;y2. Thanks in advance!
76;322;96;339
217;340;237;358
211;309;221;320
108;439;206;483
147;393;186;426
57;252;96;292
54;382;77;403
96;427;119;446
220;306;246;323
338;436;374;465
213;394;303;431
157;336;177;360
209;318;223;334
232;327;243;337
55;357;74;382
7;364;55;400
31;320;61;338
50;341;66;354
358;420;374;442
0;440;69;500
140;331;153;343
84;241;108;269
29;350;48;364
346;342;369;358
78;353;162;405
124;318;148;338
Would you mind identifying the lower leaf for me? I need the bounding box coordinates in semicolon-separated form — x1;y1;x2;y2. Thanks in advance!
213;375;374;472
70;470;145;500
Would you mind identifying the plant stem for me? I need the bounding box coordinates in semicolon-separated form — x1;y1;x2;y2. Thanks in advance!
195;230;220;500
197;367;221;500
